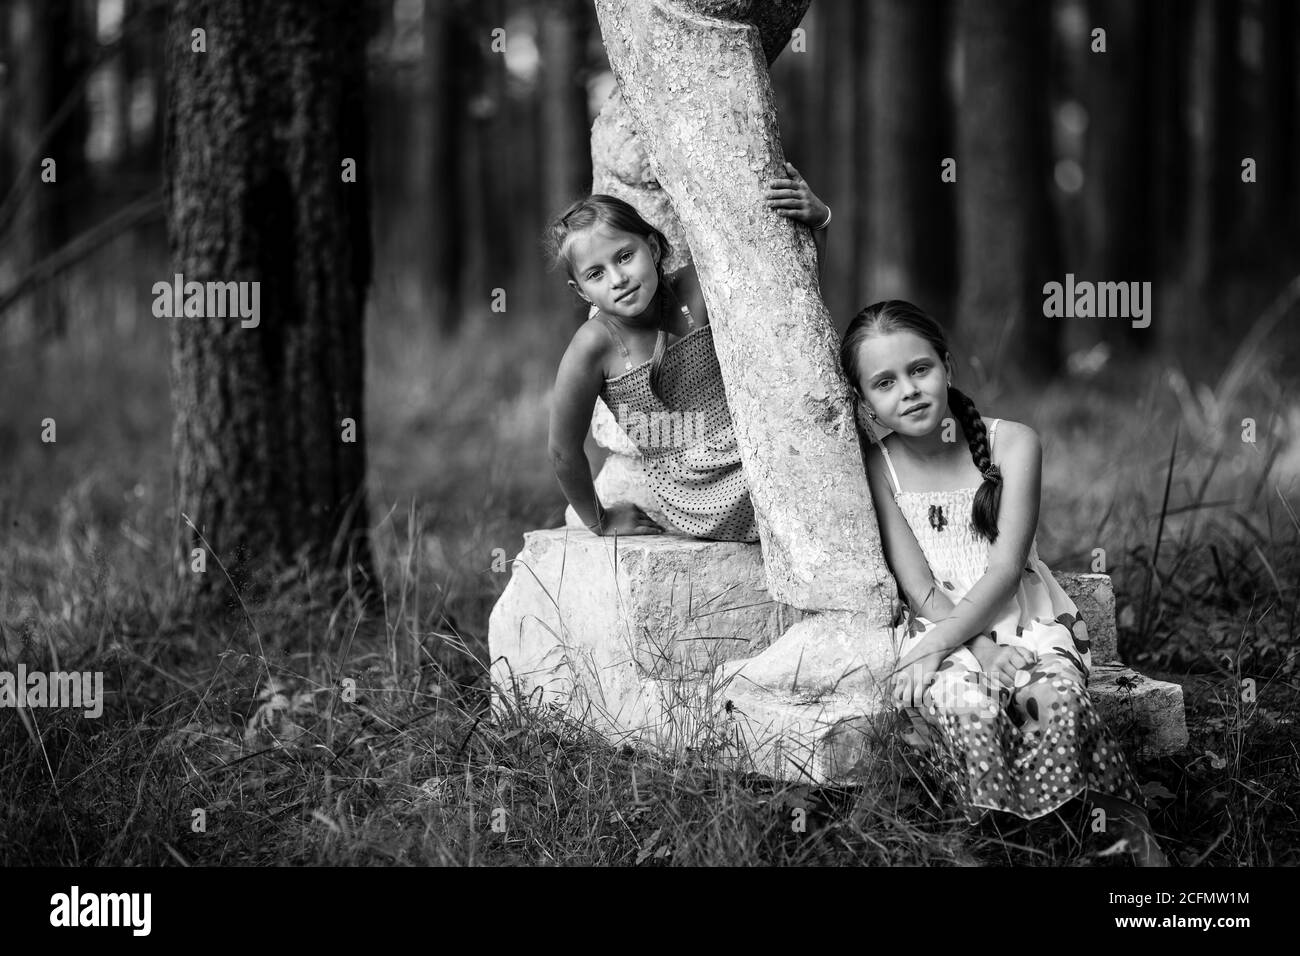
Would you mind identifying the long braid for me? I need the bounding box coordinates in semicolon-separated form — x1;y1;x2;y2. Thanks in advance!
948;384;1003;543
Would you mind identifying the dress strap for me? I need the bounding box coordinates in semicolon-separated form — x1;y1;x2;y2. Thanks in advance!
596;314;634;371
661;275;696;331
988;417;999;454
878;441;903;496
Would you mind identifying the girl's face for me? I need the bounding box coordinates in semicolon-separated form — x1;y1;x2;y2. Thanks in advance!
566;224;662;322
851;331;951;435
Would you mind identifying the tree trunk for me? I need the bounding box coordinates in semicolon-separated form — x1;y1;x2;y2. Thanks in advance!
1256;0;1297;249
8;0;90;344
1147;0;1190;279
592;0;892;616
864;0;955;317
954;0;1062;384
1180;0;1239;365
539;0;594;321
112;0;138;174
540;0;593;219
819;0;860;324
1083;0;1153;357
423;0;466;331
0;6;11;194
591;2;812;278
165;0;375;611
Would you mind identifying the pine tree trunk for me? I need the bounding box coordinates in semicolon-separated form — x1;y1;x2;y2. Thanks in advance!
539;0;594;320
540;0;593;218
954;0;1062;384
1180;0;1239;365
1147;0;1190;278
0;5;12;194
1083;0;1153;356
592;0;892;615
864;0;955;317
8;0;89;344
1257;0;1297;249
821;0;861;325
423;0;465;331
165;0;375;611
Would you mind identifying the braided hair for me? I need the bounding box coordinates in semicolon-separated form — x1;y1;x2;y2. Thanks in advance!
546;194;678;408
839;300;1004;544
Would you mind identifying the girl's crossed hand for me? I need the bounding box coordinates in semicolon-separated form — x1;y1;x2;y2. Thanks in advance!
979;644;1037;692
764;162;830;229
891;644;943;710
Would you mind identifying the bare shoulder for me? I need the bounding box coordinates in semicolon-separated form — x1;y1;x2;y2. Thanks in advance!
861;437;893;492
863;436;885;470
991;419;1041;462
564;318;612;368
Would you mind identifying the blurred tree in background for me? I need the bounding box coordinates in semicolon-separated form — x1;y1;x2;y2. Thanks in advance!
164;0;375;610
1;0;1297;378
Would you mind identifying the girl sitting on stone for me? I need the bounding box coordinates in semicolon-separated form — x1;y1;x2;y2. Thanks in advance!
545;166;828;541
840;299;1168;866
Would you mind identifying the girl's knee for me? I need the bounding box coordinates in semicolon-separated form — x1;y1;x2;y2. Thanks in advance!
926;671;998;720
1011;672;1081;728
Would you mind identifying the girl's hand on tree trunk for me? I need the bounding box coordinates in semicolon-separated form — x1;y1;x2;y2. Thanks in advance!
763;162;830;229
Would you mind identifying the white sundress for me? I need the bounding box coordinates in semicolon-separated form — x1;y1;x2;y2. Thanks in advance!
879;418;1146;821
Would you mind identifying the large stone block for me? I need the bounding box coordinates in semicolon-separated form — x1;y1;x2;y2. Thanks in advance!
489;528;797;739
488;526;1187;782
1088;664;1190;756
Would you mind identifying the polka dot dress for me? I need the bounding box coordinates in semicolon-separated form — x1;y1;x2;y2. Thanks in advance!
881;419;1146;822
597;313;758;543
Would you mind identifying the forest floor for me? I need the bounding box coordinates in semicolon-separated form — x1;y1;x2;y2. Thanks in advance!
2;244;1299;866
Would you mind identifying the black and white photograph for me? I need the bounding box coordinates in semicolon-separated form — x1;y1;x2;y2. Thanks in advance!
0;0;1297;904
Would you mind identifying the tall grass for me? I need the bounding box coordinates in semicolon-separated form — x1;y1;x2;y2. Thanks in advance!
1;237;1297;865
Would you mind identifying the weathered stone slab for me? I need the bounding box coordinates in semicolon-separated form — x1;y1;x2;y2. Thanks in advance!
716;665;1188;786
717;683;891;784
488;530;1187;780
489;529;796;736
1088;663;1190;756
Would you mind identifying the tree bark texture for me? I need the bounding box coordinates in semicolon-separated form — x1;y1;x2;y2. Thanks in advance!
165;0;374;606
590;0;811;275
592;0;892;616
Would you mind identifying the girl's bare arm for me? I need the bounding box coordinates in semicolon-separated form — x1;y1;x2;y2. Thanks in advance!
864;442;949;620
548;324;610;529
664;263;708;326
